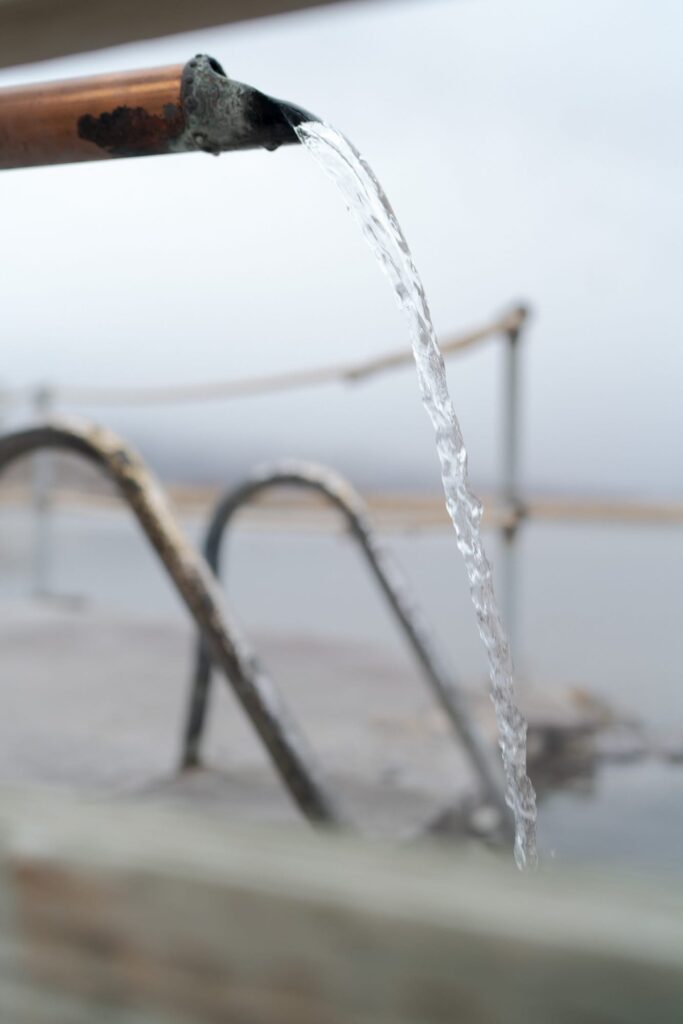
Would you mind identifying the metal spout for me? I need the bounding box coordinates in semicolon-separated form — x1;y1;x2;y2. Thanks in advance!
0;53;314;171
179;55;313;155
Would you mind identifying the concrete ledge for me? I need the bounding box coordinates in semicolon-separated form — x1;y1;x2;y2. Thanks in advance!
1;785;682;1022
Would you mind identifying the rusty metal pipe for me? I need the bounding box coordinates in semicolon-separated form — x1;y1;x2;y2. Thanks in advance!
0;54;309;171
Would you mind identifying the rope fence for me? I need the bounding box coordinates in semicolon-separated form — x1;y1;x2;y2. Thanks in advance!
0;299;679;664
0;301;526;649
0;305;526;408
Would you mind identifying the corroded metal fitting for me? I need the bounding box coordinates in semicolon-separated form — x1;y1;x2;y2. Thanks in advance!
181;55;302;155
0;53;309;170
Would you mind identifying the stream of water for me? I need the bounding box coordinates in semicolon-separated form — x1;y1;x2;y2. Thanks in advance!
294;120;538;867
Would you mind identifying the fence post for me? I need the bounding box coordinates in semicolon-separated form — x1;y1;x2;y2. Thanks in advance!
500;307;528;664
31;384;56;598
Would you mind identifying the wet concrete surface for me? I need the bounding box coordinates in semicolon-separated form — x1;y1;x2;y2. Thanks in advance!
5;598;679;867
2;600;488;839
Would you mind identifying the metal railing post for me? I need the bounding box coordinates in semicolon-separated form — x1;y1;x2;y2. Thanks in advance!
31;385;56;598
499;307;528;663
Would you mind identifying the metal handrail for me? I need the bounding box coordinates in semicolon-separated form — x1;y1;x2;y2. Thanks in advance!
0;422;342;826
182;460;511;830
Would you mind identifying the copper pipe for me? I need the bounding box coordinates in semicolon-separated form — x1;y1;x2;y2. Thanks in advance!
0;54;306;171
0;64;185;169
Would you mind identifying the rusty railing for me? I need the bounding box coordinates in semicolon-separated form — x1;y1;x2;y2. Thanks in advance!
182;460;511;831
0;421;343;826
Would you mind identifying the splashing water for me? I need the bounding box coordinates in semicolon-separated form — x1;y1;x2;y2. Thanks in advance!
295;120;537;868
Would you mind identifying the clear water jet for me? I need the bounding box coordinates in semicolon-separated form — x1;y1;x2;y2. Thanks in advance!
292;119;538;868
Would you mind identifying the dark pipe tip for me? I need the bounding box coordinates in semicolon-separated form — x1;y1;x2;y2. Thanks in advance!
245;91;318;151
246;91;305;151
182;55;317;154
202;54;227;76
277;99;317;130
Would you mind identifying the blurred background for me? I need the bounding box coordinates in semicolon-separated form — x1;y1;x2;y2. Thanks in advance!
0;0;681;873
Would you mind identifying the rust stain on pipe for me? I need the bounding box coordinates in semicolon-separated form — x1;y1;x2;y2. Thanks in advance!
78;100;186;159
0;64;186;169
0;54;304;171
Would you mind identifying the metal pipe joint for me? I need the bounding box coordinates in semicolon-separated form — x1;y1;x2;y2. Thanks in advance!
0;54;309;170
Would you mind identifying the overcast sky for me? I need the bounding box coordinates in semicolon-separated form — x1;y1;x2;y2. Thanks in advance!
1;0;681;496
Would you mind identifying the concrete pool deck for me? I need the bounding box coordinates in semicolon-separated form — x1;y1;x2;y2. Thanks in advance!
1;599;651;844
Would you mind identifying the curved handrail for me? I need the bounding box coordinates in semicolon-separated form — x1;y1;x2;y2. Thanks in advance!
183;460;510;828
0;422;342;826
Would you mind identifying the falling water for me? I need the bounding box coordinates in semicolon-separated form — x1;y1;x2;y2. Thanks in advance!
294;120;537;868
